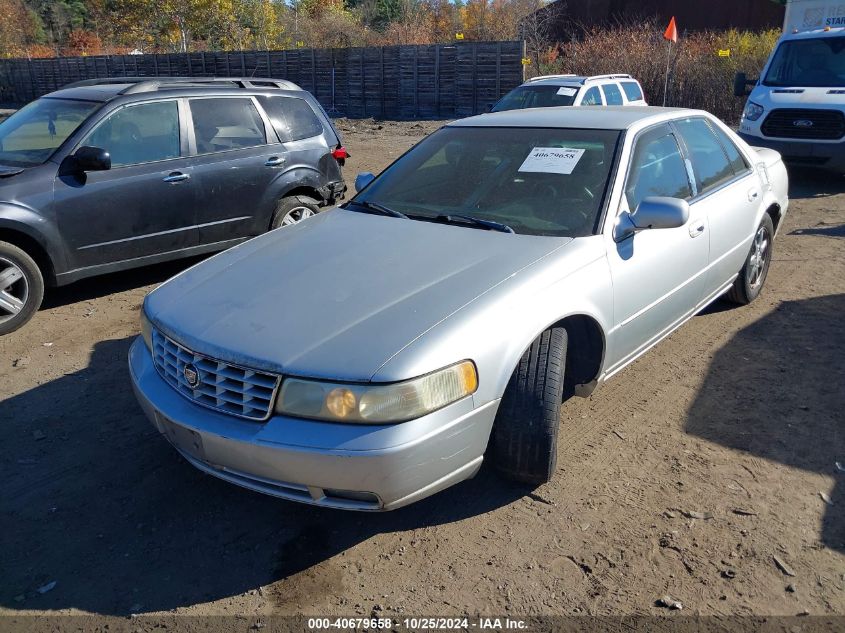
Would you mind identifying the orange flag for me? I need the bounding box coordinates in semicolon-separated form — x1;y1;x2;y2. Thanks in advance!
664;16;678;43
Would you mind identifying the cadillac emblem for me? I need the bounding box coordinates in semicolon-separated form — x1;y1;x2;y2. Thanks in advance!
183;363;200;388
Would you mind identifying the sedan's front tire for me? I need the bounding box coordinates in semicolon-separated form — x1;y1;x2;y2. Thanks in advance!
491;327;567;485
0;241;44;336
726;214;774;305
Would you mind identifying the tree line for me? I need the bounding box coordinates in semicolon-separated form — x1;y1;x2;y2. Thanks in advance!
0;0;545;58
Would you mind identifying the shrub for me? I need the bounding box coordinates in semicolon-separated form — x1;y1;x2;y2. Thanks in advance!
536;20;781;124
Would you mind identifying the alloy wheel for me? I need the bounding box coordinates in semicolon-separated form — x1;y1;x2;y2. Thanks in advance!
746;225;770;290
0;256;28;324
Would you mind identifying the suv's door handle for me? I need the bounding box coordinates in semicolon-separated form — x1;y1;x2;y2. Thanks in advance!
163;172;190;183
689;220;706;238
265;156;285;167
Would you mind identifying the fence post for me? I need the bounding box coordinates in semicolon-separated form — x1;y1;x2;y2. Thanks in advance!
380;47;385;118
413;45;419;119
496;42;501;99
240;51;246;75
434;44;440;118
310;48;316;94
472;43;478;115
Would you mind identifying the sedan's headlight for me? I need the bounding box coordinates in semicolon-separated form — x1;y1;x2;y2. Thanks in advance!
275;361;478;424
742;101;765;121
140;309;153;350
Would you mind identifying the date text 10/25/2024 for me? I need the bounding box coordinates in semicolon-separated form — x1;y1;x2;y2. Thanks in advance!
307;617;528;630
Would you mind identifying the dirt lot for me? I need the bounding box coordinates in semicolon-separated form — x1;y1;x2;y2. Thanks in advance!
1;118;843;625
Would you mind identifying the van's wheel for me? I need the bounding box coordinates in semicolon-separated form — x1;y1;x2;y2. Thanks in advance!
492;327;567;485
0;241;44;336
725;214;774;305
270;195;321;229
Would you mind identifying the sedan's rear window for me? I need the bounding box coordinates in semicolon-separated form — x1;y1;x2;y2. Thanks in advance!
352;126;621;237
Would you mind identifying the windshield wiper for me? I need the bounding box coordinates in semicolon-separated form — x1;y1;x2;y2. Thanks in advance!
436;214;515;234
349;200;409;219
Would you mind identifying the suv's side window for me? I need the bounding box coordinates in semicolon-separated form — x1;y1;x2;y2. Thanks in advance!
257;96;324;142
674;117;736;194
625;125;692;212
602;83;624;105
80;101;180;168
189;98;266;154
581;86;603;106
621;81;644;102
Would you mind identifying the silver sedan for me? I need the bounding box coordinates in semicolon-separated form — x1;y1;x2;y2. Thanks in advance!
129;107;788;510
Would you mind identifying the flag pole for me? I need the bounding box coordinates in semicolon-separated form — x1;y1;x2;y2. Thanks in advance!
663;39;671;106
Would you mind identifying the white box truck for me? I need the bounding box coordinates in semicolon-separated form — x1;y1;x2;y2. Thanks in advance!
735;0;845;171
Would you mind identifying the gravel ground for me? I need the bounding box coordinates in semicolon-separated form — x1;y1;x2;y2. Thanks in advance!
1;117;843;625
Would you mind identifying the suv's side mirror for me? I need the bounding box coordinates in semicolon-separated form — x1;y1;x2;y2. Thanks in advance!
733;72;756;97
615;196;689;241
355;172;375;192
73;146;111;172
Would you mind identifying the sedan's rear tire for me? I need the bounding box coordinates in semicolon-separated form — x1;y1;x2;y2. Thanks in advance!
491;327;567;485
270;195;321;230
0;241;44;336
725;214;774;305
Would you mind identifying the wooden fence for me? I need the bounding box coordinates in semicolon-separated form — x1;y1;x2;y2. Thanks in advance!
0;41;525;119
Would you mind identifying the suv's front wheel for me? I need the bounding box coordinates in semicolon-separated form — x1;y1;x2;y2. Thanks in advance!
270;195;321;229
0;241;44;336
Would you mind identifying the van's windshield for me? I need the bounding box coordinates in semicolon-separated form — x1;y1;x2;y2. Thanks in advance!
0;98;99;167
764;36;845;87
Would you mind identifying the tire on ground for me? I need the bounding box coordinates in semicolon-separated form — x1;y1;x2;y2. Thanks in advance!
0;240;45;336
491;326;568;485
725;213;774;305
270;195;321;230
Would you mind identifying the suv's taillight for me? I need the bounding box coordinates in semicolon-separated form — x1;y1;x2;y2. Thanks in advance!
332;146;348;165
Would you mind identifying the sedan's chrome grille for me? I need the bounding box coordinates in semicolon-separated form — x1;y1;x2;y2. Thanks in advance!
151;330;280;421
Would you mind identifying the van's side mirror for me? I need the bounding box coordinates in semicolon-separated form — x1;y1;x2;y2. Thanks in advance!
355;172;375;192
615;196;689;241
734;72;756;97
73;146;111;172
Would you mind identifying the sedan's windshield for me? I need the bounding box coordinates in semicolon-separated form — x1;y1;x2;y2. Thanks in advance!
351;126;621;237
491;85;579;112
764;36;845;87
0;98;99;167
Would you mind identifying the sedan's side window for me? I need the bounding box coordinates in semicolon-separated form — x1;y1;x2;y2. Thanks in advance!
625;126;692;212
674;117;736;194
80;101;180;168
581;86;603;106
601;83;624;106
189;98;266;154
709;123;750;175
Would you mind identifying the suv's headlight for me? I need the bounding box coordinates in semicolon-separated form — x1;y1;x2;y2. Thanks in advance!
140;309;153;350
742;101;765;121
275;361;478;424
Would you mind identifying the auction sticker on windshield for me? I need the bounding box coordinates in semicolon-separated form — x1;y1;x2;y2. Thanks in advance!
518;147;585;175
556;86;577;96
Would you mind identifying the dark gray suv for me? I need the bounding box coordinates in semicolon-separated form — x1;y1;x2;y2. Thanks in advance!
0;77;347;334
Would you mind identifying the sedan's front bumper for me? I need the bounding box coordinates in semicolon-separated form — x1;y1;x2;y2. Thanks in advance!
128;337;497;511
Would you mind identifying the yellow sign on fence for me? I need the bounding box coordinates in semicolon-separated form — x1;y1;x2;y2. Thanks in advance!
455;32;464;40
521;57;532;65
718;49;731;57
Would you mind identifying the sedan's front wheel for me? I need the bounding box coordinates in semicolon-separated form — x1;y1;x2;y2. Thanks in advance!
726;213;774;305
491;327;567;485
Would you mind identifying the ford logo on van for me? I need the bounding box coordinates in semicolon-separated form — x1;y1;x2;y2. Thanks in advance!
792;119;814;128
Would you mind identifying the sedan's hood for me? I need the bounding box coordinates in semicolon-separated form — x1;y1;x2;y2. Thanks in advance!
147;210;570;381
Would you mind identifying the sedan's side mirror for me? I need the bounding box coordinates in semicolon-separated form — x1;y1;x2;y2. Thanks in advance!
615;196;689;241
355;172;375;192
73;146;111;172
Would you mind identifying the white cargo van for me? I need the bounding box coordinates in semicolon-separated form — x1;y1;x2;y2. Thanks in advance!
735;0;845;171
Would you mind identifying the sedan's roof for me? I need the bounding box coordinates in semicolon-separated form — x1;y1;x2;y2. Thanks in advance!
450;106;700;131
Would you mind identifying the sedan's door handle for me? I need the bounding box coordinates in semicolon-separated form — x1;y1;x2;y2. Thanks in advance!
689;220;706;238
265;156;285;167
748;188;760;202
163;172;190;183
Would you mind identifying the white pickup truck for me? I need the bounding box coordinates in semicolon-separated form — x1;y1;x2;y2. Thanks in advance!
735;0;845;171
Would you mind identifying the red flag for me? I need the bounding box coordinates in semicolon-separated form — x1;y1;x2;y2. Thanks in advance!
664;16;678;43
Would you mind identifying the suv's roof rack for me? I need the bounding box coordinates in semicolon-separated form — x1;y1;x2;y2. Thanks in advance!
63;76;301;93
526;74;579;83
582;74;634;83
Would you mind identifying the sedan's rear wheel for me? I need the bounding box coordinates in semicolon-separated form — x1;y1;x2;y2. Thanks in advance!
0;241;44;336
491;327;567;485
270;195;321;230
726;214;774;305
